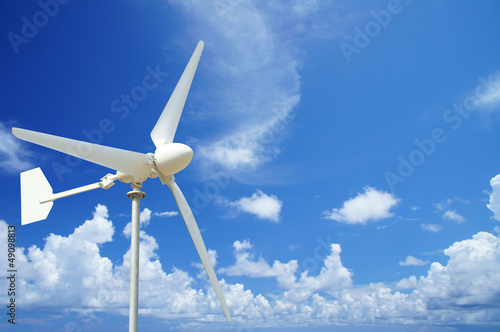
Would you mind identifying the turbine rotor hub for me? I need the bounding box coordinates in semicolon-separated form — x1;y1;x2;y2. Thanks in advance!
154;143;193;176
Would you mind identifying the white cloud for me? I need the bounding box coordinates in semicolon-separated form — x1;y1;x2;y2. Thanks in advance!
233;239;253;252
395;275;418;289
227;190;283;222
123;207;152;237
434;197;471;213
7;205;121;308
218;239;299;289
162;2;373;181
218;233;500;325
153;211;179;217
416;232;500;310
3;205;500;328
323;187;399;225
296;243;353;293
0;205;231;321
218;239;352;293
442;209;466;223
192;248;218;272
0;122;34;173
487;174;500;221
168;1;301;174
474;74;500;110
420;223;442;232
399;255;429;266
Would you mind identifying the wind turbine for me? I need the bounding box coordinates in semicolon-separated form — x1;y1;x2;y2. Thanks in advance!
12;41;232;331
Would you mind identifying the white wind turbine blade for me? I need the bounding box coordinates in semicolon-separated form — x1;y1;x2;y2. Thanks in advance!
150;41;204;147
12;128;153;179
166;176;232;323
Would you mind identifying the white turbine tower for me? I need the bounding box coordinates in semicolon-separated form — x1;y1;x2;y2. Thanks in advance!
12;41;232;331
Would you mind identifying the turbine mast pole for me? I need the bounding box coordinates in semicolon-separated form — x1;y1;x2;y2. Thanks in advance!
127;183;146;332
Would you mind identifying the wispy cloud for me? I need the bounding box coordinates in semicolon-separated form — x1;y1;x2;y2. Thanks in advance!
399;255;429;266
168;1;301;176
474;73;500;110
153;211;179;217
421;223;442;233
0;122;34;173
442;209;465;223
433;198;469;224
166;1;369;180
323;187;399;225
433;198;455;212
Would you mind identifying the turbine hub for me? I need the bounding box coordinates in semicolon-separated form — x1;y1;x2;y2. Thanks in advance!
154;143;193;176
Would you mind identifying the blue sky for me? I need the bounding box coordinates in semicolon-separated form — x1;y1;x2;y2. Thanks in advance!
1;0;500;331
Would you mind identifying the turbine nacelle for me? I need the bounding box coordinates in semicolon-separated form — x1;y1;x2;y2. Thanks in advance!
154;143;193;176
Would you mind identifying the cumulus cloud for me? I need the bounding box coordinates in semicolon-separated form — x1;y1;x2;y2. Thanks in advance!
123;207;152;237
416;232;500;310
218;239;352;293
218;239;298;289
421;223;442;232
399;255;429;266
3;205;500;329
226;190;283;222
0;207;283;326
296;243;353;294
0;205;237;323
0;122;34;173
442;209;466;223
323;187;399;225
218;232;500;325
487;174;500;221
395;275;418;289
7;205;122;308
